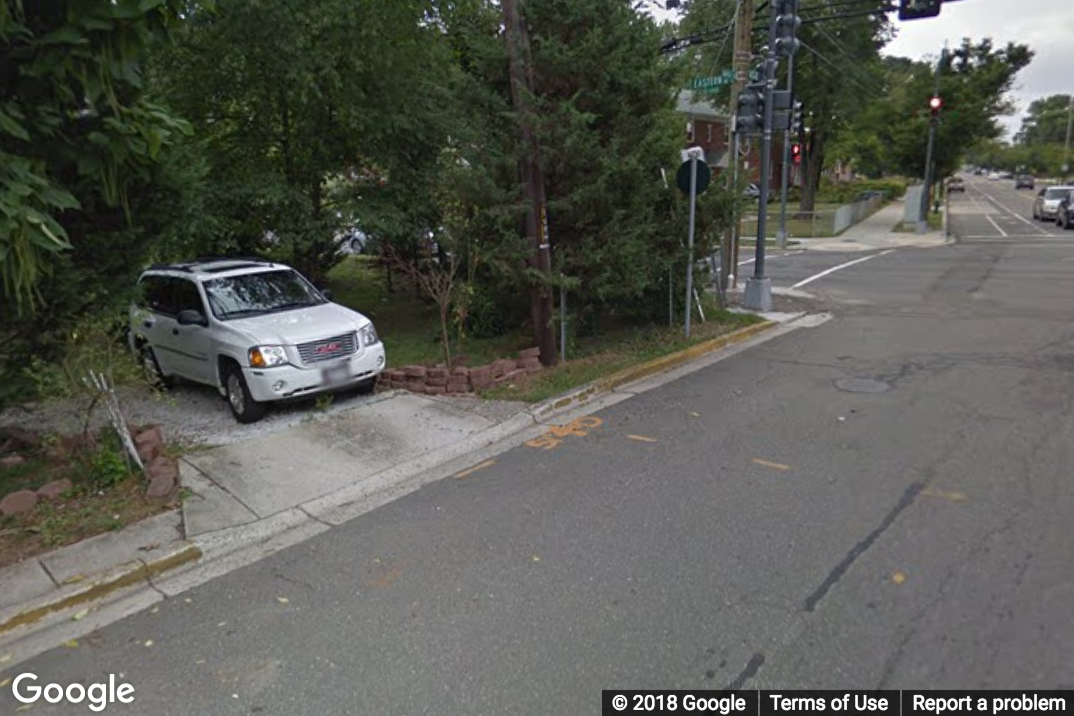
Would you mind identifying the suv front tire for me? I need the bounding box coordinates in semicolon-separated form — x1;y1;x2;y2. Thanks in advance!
224;362;267;423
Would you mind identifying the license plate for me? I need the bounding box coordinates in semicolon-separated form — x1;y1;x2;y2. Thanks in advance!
320;361;351;385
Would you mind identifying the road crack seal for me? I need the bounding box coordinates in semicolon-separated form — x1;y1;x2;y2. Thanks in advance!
803;481;924;613
722;652;765;692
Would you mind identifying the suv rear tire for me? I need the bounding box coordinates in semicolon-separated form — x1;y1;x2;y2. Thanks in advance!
139;346;174;390
224;363;267;423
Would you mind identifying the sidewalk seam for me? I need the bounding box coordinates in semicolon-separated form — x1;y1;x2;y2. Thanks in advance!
38;559;60;588
297;505;332;528
182;456;261;519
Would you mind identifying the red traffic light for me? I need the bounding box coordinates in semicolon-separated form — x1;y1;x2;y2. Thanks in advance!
929;96;942;111
791;143;802;163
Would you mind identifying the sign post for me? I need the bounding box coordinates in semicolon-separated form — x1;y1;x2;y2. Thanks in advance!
676;148;710;338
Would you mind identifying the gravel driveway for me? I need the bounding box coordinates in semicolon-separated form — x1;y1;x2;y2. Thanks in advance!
0;380;389;448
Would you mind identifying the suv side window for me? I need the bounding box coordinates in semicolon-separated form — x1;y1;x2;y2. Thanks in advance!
175;278;206;316
141;276;175;315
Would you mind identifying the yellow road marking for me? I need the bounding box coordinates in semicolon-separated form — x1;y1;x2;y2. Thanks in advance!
752;458;791;471
921;488;969;502
455;459;496;479
626;435;658;443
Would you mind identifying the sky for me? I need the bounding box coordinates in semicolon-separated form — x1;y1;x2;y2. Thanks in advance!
883;0;1074;139
651;0;1074;140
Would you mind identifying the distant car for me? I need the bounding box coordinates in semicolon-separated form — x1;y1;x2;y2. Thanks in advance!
974;168;986;176
743;183;774;203
988;172;1001;181
1032;186;1074;221
1055;190;1074;229
946;177;965;193
1000;171;1014;179
335;227;373;255
1014;175;1035;190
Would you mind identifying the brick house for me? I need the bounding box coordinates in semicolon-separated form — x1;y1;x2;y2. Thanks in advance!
676;91;791;191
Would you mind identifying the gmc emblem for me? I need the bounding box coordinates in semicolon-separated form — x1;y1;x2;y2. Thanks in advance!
314;342;340;355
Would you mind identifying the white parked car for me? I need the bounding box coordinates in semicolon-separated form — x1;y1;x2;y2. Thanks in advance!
129;258;386;423
1032;186;1074;222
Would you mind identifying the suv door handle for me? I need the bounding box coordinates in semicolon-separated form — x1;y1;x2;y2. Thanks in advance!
172;328;180;336
143;320;154;329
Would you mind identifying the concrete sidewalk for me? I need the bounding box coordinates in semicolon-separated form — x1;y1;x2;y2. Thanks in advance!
0;512;199;635
795;198;948;252
180;391;530;537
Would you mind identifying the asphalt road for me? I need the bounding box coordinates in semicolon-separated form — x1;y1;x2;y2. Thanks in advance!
950;174;1074;242
5;197;1074;713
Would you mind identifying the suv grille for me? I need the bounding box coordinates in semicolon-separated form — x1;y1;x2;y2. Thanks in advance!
297;332;358;364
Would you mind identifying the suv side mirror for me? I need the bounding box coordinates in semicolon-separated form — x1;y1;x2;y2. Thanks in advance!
320;288;334;301
178;309;208;327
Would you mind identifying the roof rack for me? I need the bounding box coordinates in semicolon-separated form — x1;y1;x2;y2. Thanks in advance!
188;255;275;265
146;263;195;273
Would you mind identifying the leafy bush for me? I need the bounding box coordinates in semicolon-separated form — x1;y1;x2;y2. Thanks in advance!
85;433;132;489
817;177;909;204
465;281;528;340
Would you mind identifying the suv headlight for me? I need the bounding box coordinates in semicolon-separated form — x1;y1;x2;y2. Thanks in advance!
360;324;380;347
249;346;288;367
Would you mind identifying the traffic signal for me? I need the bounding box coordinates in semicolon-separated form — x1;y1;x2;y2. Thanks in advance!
774;0;801;56
898;0;942;20
735;84;765;135
929;95;942;121
791;143;802;164
792;100;804;136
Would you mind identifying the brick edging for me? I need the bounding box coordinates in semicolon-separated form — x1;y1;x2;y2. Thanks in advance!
379;347;543;396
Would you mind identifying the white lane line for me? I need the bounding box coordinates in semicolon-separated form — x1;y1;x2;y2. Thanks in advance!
738;249;805;266
791;249;895;289
960;235;1059;240
985;215;1009;237
970;186;1040;229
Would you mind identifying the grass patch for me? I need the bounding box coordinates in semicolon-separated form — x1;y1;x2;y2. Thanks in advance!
326;256;531;367
327;257;762;403
737;239;801;248
0;454;59;495
0;428;172;570
484;307;763;403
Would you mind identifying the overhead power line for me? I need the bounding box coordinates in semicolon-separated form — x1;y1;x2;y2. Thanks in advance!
798;39;885;100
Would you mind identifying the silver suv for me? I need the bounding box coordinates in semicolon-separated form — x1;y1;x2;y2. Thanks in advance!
129;258;386;423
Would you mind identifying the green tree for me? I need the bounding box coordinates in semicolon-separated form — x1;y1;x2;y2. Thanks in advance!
1014;94;1072;146
151;0;456;283
0;0;190;312
1;0;195;407
525;0;687;322
879;39;1032;181
792;1;891;211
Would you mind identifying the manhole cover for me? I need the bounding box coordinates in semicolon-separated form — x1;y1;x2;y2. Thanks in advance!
834;378;892;394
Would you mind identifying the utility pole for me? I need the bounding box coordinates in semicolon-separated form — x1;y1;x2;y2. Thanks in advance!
776;52;795;250
1064;95;1073;183
743;0;800;310
742;6;778;312
502;0;557;365
918;44;946;234
725;0;753;291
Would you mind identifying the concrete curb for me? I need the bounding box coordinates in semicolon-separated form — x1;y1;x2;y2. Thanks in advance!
527;320;777;423
0;542;201;637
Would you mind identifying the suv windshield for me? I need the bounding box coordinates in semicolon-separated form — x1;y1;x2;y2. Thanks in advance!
1044;187;1070;200
203;269;326;319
